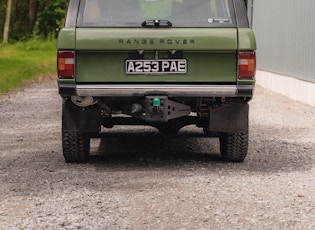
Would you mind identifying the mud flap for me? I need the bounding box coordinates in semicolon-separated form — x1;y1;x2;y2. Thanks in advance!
208;103;249;133
62;99;101;133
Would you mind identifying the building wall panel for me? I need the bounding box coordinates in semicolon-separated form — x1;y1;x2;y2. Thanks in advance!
252;0;315;83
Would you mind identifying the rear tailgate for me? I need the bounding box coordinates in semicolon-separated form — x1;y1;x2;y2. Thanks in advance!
75;28;237;83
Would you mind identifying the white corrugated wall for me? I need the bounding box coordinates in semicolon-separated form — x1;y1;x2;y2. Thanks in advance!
250;0;315;106
252;0;315;83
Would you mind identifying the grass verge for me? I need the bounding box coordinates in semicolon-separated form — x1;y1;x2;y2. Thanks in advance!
0;39;56;95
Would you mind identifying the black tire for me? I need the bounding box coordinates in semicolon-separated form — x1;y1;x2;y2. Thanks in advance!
219;132;248;162
62;131;90;163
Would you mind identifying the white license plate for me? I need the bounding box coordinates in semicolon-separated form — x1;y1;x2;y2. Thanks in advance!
125;59;187;74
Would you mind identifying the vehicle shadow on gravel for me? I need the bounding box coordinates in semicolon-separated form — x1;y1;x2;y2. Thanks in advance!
84;126;314;173
86;126;314;174
88;128;225;169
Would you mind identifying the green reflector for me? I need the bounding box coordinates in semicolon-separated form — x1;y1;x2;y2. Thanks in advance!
153;98;161;107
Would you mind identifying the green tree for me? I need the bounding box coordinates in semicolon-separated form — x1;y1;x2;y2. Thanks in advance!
36;0;68;37
11;1;33;40
0;0;68;42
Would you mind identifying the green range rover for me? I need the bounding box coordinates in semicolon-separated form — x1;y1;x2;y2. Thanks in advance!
57;0;256;163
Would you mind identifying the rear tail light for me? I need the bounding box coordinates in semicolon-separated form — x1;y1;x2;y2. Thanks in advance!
58;51;75;79
238;51;256;79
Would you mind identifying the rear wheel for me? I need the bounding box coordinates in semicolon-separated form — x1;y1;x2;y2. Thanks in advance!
219;132;248;162
62;131;90;163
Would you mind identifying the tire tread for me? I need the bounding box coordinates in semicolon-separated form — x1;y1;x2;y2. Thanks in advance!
62;131;90;163
219;132;248;162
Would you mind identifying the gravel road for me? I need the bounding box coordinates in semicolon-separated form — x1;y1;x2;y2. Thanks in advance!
0;79;315;229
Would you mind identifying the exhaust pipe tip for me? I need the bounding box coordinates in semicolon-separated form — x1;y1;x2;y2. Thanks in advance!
131;104;143;114
71;96;98;107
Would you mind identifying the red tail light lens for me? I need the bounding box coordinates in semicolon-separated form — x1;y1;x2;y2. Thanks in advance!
238;52;256;79
58;51;75;79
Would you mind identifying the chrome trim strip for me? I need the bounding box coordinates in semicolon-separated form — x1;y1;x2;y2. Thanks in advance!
76;84;240;97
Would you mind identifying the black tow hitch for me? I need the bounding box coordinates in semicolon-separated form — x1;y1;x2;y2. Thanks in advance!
145;96;191;122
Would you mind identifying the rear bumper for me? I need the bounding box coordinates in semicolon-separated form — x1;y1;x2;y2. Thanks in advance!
59;84;253;97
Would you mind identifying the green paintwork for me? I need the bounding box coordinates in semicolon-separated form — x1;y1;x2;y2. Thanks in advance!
75;51;236;83
57;26;256;85
58;79;76;85
73;28;240;83
75;28;238;51
238;28;256;50
57;28;76;49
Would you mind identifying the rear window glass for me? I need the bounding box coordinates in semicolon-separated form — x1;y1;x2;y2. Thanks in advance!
77;0;236;27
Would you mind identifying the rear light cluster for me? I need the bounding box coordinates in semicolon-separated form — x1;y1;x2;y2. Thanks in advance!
58;51;75;79
238;51;256;79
